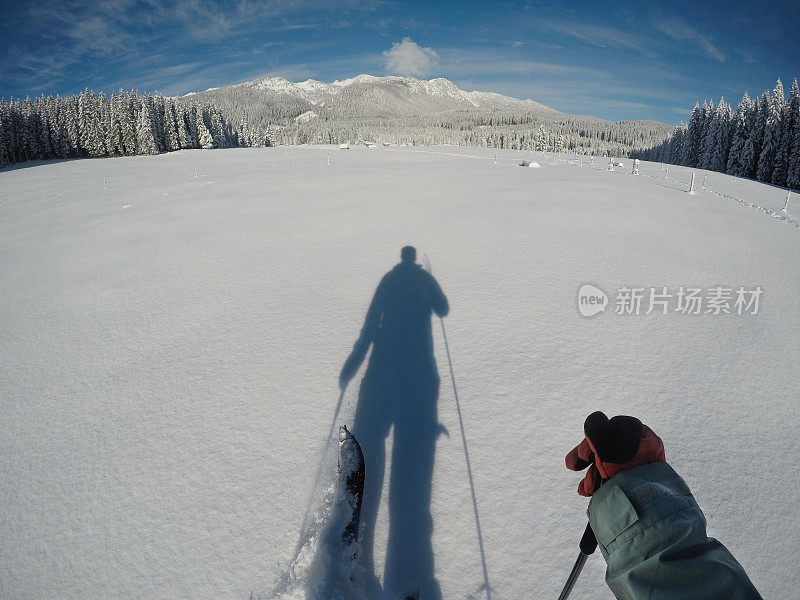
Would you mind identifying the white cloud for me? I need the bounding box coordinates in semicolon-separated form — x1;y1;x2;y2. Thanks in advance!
655;18;725;62
543;20;656;58
382;37;439;76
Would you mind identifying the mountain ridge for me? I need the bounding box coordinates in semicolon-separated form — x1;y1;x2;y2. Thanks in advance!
225;74;553;112
187;73;674;152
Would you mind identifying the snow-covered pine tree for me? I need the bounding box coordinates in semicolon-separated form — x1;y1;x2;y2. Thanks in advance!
671;125;688;165
30;99;43;160
19;97;36;161
143;95;159;153
742;92;769;179
29;97;44;159
31;98;46;159
209;110;227;148
186;106;199;147
686;103;703;167
6;103;19;163
197;110;214;149
165;101;181;151
757;79;784;182
676;124;690;165
535;123;547;152
107;92;124;156
704;99;730;172
788;82;800;189
0;99;14;164
726;93;751;176
176;102;191;149
0;101;8;167
51;96;71;158
136;98;158;155
120;92;138;155
772;79;799;186
698;100;717;169
97;92;112;157
44;96;60;157
238;118;251;148
64;96;80;157
80;90;105;157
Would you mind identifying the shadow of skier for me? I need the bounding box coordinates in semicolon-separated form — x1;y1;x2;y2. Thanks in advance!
340;246;449;600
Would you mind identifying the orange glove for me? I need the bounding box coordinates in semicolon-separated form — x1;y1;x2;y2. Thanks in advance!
566;411;666;497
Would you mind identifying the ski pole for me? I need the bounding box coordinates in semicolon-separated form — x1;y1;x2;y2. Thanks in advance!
439;316;493;600
557;523;597;600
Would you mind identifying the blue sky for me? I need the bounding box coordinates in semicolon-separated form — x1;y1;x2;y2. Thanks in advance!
1;1;798;124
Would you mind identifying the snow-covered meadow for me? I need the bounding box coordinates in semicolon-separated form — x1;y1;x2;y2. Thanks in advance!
1;146;798;600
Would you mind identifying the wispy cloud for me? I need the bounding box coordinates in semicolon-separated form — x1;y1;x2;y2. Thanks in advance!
452;75;663;121
542;20;657;58
439;42;691;123
159;0;347;40
654;17;725;62
437;47;606;81
68;15;138;55
25;0;141;56
0;0;377;98
0;47;80;96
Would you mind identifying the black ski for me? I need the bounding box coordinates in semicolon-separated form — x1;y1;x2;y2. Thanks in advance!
338;425;365;547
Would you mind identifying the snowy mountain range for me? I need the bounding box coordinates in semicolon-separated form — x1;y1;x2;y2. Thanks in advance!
187;74;674;152
218;74;554;114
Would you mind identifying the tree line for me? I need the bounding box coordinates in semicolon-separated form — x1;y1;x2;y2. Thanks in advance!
195;80;674;156
16;79;782;171
0;89;239;167
254;114;671;157
633;78;800;190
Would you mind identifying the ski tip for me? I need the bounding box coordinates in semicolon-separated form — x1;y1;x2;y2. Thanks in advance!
339;424;349;442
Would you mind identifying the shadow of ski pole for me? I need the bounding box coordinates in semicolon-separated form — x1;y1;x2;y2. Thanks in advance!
439;317;493;600
293;387;347;557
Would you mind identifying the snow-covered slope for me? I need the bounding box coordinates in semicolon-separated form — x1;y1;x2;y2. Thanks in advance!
189;75;673;153
0;147;797;600
237;74;551;112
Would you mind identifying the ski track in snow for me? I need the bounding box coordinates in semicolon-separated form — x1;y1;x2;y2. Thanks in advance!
637;170;800;230
405;146;800;231
0;146;798;600
705;189;800;229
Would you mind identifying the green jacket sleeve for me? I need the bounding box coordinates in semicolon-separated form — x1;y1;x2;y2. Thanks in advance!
587;462;762;600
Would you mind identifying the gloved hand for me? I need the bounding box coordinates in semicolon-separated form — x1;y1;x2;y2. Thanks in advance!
566;411;666;497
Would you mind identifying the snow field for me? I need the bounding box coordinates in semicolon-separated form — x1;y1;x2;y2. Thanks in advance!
1;146;798;599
